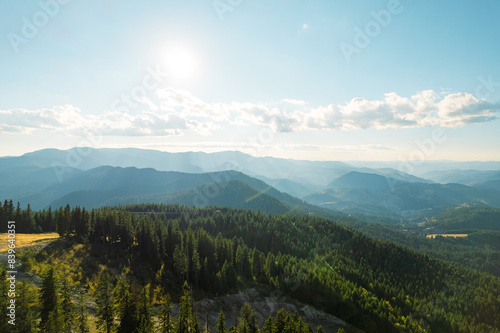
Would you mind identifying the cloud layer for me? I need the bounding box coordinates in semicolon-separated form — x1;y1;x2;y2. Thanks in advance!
1;89;499;136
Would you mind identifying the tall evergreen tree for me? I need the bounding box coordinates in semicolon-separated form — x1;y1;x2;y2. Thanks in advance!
76;292;90;333
117;287;139;333
157;292;174;333
177;284;200;333
192;247;202;287
60;279;74;331
15;202;22;229
39;268;60;332
95;270;115;333
14;281;35;333
261;317;274;333
239;303;258;333
174;244;188;282
137;285;153;333
216;309;226;333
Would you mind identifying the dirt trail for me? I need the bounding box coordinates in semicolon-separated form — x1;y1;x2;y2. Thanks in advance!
0;242;54;286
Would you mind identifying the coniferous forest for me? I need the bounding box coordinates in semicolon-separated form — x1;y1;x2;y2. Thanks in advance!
1;201;499;332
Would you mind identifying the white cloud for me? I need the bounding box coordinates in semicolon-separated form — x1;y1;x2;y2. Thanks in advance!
282;98;308;105
155;88;230;122
0;105;213;137
0;105;88;133
272;143;396;152
1;89;498;136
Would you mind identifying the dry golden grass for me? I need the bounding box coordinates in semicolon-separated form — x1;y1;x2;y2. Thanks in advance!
0;233;60;252
426;233;468;239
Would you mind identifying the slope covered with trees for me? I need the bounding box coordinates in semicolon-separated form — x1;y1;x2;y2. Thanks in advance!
2;203;499;332
426;206;500;232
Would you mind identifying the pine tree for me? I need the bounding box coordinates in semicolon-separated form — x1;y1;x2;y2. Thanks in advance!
216;309;226;333
57;206;66;237
95;270;115;333
47;304;65;333
177;284;200;333
273;308;290;333
137;285;153;333
192;247;202;287
60;279;74;330
14;281;35;333
117;287;139;333
15;202;22;230
261;317;274;333
76;292;90;333
238;303;258;333
44;206;54;232
39;268;59;332
157;292;174;333
250;248;261;279
174;244;188;282
7;200;14;221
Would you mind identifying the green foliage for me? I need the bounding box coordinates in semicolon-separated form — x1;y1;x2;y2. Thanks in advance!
60;279;74;329
176;285;200;333
10;203;500;332
157;292;175;333
137;285;153;333
95;270;115;333
430;206;500;232
14;281;36;333
39;268;59;332
117;287;139;333
354;220;500;276
76;292;90;333
216;309;226;333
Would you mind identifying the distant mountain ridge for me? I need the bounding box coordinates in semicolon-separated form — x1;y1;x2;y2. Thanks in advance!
2;147;500;221
328;171;400;191
304;176;500;217
0;163;329;216
0;147;433;191
50;179;293;215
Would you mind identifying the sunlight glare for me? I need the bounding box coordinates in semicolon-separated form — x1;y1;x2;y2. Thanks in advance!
163;47;197;80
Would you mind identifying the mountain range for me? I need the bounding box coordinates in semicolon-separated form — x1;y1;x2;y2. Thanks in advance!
1;148;499;221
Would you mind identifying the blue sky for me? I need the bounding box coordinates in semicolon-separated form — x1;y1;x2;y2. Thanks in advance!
0;0;499;161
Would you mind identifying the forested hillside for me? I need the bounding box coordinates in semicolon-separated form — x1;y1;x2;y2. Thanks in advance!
1;203;499;332
426;206;500;232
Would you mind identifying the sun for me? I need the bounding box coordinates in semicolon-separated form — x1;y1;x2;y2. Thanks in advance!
163;47;198;80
